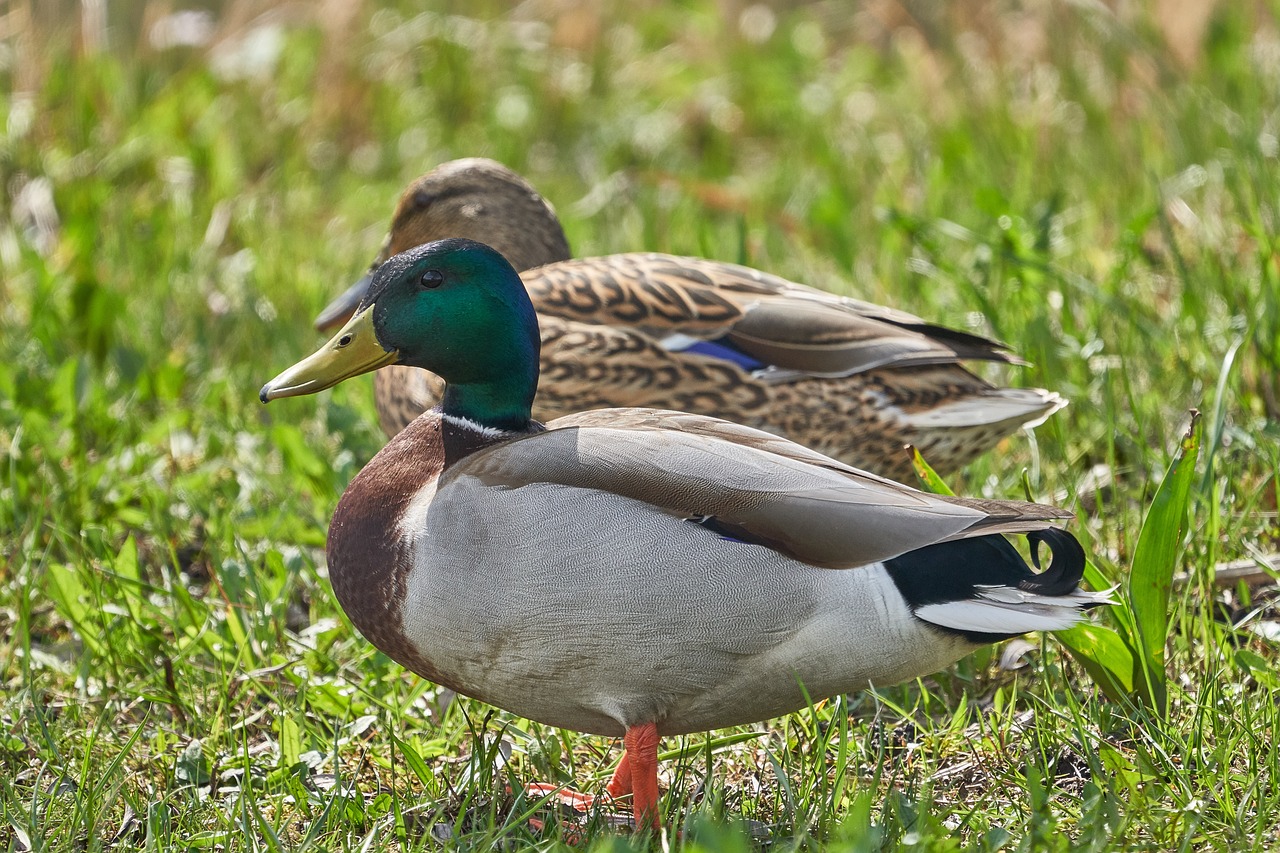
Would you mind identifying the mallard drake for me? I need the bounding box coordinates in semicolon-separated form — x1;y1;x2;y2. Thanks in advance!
315;159;1063;482
263;239;1108;831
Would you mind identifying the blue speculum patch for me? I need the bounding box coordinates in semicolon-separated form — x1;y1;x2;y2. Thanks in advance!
676;337;767;372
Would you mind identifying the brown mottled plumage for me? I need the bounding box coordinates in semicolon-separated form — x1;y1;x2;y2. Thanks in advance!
319;158;1064;481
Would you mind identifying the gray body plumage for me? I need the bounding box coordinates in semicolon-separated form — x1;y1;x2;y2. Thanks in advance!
402;474;974;737
321;409;1102;740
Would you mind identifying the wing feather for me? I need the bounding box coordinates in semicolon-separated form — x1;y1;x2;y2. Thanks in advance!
448;409;1070;569
519;254;1019;377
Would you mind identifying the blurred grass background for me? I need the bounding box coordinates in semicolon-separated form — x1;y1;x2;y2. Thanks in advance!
1;1;1278;849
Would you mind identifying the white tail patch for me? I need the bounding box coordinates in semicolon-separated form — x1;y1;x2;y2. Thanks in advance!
902;389;1067;430
914;585;1115;635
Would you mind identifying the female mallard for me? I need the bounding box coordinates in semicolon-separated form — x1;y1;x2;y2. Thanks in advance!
263;239;1108;830
315;159;1063;482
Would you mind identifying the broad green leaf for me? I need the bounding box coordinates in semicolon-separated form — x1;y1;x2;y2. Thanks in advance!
113;535;143;626
49;359;82;421
175;738;211;785
1082;557;1136;638
392;734;434;787
46;563;107;657
1128;412;1201;716
1235;648;1280;690
909;447;956;496
279;713;302;769
1056;622;1135;705
271;423;329;484
223;596;250;654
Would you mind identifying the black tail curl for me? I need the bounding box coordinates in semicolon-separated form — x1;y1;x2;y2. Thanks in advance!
1018;528;1088;598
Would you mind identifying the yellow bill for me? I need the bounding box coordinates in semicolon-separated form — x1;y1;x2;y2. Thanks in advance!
260;304;398;402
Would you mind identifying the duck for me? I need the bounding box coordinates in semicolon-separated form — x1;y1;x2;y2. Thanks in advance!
262;238;1110;831
314;158;1064;482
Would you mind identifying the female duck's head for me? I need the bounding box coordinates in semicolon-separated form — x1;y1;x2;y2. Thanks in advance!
261;238;540;430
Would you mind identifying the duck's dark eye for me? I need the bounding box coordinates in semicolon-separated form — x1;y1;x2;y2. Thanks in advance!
338;334;352;347
420;269;444;289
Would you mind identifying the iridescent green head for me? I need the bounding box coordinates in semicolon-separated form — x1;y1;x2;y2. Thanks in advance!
261;238;540;430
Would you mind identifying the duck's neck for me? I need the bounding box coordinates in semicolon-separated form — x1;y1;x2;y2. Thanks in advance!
428;289;541;433
441;378;536;433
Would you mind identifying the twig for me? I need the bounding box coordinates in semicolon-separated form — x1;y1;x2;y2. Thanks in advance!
1173;554;1280;588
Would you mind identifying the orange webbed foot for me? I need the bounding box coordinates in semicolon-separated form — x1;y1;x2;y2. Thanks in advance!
523;721;663;836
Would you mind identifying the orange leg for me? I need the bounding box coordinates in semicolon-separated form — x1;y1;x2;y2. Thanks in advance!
622;722;661;830
606;750;632;799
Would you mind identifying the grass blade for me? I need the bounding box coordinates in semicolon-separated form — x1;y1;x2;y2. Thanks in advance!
1128;411;1202;717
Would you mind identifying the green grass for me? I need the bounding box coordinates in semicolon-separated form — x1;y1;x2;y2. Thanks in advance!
2;1;1278;849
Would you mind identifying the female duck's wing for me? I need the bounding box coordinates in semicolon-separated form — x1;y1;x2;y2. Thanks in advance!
520;254;1020;378
446;408;1070;570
